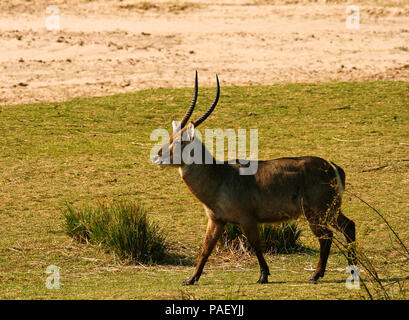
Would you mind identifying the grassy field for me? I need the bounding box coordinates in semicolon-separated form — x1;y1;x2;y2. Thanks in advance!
0;81;408;299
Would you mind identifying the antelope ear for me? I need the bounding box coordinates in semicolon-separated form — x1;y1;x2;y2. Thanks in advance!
172;120;181;133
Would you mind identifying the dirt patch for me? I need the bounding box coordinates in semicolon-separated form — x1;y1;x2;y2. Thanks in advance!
1;0;408;105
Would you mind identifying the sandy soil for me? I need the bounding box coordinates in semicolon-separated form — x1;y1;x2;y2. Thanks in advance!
0;0;408;105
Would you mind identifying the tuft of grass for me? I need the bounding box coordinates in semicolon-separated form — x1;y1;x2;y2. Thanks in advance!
395;46;409;52
62;201;167;264
219;222;303;254
259;223;303;254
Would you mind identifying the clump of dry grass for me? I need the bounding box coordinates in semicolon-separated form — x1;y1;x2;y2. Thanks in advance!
333;191;409;300
118;1;200;13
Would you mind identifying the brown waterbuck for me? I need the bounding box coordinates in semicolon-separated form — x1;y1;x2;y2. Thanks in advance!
153;72;357;285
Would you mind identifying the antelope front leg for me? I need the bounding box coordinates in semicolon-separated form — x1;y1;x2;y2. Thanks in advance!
182;218;225;286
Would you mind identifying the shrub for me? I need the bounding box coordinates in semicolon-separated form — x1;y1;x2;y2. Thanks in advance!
219;222;303;254
62;201;167;264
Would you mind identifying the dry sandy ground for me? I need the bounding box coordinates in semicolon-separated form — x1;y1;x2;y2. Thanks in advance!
0;0;408;105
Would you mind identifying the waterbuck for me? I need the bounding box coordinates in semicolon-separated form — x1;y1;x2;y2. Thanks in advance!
153;72;356;285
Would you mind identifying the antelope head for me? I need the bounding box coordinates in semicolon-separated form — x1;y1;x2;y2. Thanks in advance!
153;71;220;167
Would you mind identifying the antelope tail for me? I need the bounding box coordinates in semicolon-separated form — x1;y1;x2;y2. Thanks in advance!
329;161;345;199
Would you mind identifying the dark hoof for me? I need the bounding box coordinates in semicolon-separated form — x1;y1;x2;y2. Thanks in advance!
257;271;269;284
182;278;195;286
309;271;324;283
257;278;268;284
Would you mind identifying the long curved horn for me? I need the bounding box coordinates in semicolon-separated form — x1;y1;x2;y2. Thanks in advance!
179;70;198;130
193;74;219;127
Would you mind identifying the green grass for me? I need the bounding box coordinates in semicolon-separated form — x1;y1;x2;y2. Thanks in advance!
62;201;167;264
0;81;408;299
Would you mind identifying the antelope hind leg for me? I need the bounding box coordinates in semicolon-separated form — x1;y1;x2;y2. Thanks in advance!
240;219;270;284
